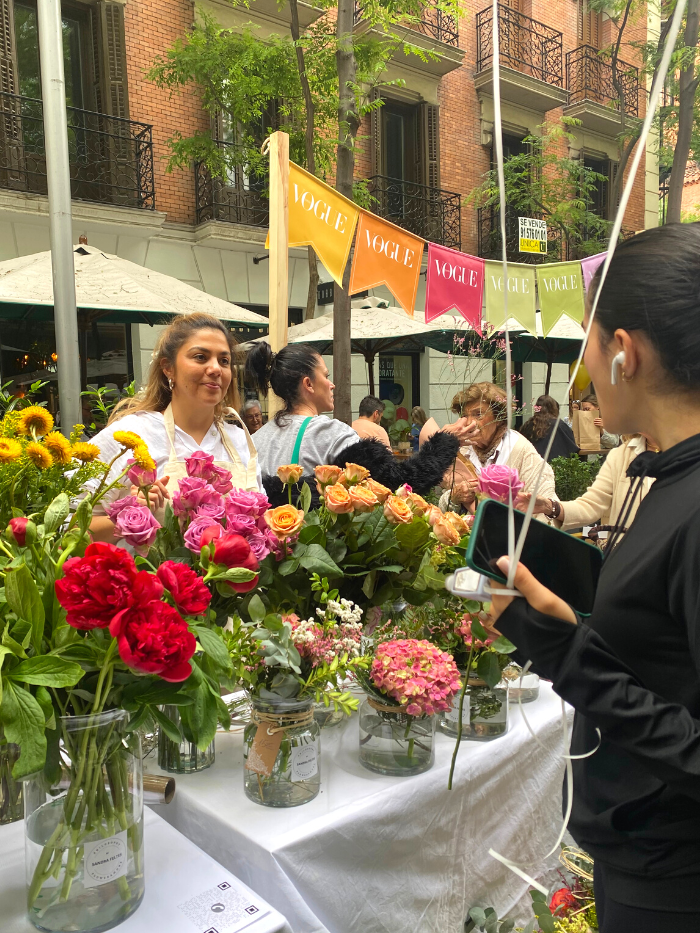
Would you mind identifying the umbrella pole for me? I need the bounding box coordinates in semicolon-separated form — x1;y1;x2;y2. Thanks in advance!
267;131;289;417
366;352;375;396
37;0;82;434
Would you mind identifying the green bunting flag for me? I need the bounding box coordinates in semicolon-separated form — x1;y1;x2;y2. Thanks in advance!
536;261;585;337
484;261;537;336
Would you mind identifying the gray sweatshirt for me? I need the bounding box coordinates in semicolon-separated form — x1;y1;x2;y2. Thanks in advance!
253;414;359;477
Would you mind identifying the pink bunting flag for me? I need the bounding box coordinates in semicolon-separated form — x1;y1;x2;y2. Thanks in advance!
425;244;485;331
580;252;606;292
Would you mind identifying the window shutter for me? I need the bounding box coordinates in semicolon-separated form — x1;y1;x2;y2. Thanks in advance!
370;87;382;177
419;102;440;189
0;0;23;189
0;0;17;96
94;1;129;119
579;1;601;48
608;161;620;218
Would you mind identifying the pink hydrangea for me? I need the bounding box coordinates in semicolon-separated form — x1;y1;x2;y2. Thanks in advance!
370;639;460;717
478;464;524;504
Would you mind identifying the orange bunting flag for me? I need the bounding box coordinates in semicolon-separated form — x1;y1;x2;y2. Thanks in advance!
348;212;424;316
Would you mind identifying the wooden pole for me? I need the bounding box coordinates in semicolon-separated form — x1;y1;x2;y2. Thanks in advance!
267;131;289;417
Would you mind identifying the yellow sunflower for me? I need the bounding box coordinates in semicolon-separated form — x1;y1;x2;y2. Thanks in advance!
132;443;156;472
25;442;53;470
17;405;54;437
43;431;73;465
113;430;142;450
0;438;22;463
70;441;101;463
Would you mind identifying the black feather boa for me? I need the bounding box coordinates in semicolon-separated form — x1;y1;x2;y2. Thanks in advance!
262;431;459;508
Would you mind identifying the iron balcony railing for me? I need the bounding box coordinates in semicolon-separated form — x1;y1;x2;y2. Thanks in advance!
367;175;461;249
354;0;459;47
0;92;155;209
476;4;563;87
195;141;269;227
566;45;639;117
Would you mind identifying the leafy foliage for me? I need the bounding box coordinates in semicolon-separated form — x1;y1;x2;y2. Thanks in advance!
550;455;602;502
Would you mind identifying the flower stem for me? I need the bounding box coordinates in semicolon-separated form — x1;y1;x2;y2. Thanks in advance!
447;643;476;791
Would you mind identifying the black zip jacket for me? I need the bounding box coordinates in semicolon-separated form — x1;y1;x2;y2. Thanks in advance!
497;433;700;910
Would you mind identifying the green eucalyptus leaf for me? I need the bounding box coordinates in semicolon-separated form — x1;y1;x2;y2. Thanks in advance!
5;563;44;653
9;656;83;687
469;907;486;927
500;920;515;933
43;493;70;535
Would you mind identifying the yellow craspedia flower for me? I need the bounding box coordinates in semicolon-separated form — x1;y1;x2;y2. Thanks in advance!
25;442;52;470
132;443;156;472
43;431;72;465
70;441;101;463
0;437;22;462
17;405;54;437
113;430;142;450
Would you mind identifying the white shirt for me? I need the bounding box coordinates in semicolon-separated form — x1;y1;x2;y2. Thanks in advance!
89;411;263;514
463;428;521;474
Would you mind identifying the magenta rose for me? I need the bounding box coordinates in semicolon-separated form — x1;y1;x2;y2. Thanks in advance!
225;489;270;520
209;464;233;495
247;532;271;561
106;496;141;522
184;516;223;553
126;461;157;487
227;513;257;536
478;464;524;504
112;504;161;550
194;501;226;523
185;451;215;479
172;477;223;517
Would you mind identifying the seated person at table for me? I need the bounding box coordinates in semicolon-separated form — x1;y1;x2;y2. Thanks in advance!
351;396;391;448
246;341;470;505
520;395;579;462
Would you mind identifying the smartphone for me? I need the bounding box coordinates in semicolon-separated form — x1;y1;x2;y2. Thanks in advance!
466;498;603;616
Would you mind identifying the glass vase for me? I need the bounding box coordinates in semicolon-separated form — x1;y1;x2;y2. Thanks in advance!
0;737;23;824
358;698;435;776
23;709;144;933
157;705;215;774
438;676;509;741
313;694;345;729
243;696;320;808
505;665;541;704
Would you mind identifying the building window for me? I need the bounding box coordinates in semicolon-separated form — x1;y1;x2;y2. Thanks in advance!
583;154;614;218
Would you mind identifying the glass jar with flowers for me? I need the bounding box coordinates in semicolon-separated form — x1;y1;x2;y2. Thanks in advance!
355;639;460;776
0;422;235;933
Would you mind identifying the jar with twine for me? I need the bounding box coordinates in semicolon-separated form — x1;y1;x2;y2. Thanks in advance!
358;695;435;777
243;696;321;807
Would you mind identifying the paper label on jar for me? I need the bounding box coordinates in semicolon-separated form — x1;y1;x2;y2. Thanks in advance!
291;741;318;781
82;830;128;888
446;694;470;723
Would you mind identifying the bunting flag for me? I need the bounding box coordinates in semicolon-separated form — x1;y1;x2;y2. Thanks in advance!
484;261;537;336
348;212;424;316
266;162;359;288
425;244;484;330
536;261;585;337
580;252;606;292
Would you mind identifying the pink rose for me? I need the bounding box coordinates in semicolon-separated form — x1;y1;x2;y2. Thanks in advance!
227;513;257;536
209;464;233;495
478;464;524;504
185;451;215;479
225;489;270;520
112;504;161;550
395;483;413;498
248;532;271;561
126;461;157;487
106;496;141;522
184;516;223;553
172;477;223;516
194;501;226;523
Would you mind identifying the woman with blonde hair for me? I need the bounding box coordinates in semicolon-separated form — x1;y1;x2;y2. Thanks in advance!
89;312;262;542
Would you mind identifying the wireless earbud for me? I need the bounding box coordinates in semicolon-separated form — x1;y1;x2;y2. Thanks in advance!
611;351;626;386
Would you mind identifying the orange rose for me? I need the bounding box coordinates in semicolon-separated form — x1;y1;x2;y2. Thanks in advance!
433;515;461;546
363;478;391;503
277;464;304;485
324;483;354;514
444;510;469;537
349;484;379;513
264;505;305;539
426;506;443;526
407;492;431;516
314;465;343;486
343;463;370;485
383;495;413;524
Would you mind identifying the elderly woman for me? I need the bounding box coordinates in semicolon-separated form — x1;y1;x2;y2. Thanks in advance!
241;398;263;434
431;382;557;514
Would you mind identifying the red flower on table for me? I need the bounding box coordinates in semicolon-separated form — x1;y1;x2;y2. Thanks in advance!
156;561;212;616
549;887;578;916
56;542;138;630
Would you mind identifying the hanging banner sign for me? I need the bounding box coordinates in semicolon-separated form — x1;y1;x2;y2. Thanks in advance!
580;251;606;293
518;217;547;254
425;244;484;330
266;162;359;288
484;261;537;336
348;212;423;316
536;261;585;337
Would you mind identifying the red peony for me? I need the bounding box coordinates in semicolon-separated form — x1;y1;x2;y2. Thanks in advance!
56;542;138;630
109;597;196;683
156;561;211;616
211;533;259;594
549;887;578;917
8;516;29;546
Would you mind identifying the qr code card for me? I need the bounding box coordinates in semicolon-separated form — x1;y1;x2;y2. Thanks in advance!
178;881;266;933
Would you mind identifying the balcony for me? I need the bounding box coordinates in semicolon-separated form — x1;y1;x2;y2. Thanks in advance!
195;141;269;229
367;175;461;249
353;0;463;77
0;92;155;209
475;5;568;113
565;46;640;136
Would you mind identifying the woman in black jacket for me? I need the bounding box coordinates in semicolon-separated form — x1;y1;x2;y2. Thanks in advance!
520;394;579;461
489;224;700;933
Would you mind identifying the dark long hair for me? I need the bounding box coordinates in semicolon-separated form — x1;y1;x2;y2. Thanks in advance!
591;223;700;393
245;341;322;425
520;395;559;442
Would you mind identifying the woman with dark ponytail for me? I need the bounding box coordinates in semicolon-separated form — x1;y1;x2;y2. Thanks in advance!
520;394;578;461
246;341;470;504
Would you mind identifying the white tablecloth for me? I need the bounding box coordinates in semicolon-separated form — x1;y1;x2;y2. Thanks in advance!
153;684;573;933
0;807;290;933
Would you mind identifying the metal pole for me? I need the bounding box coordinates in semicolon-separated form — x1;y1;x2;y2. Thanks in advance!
37;0;81;435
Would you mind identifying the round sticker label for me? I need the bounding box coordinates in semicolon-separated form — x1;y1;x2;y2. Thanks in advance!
83;831;128;888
